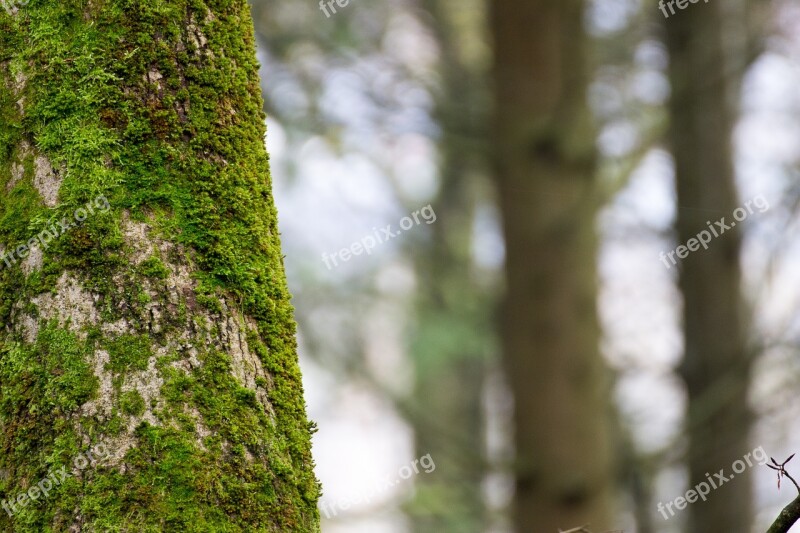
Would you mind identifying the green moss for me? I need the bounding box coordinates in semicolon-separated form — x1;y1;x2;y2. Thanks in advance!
196;288;223;314
139;255;170;279
136;289;152;304
0;321;96;417
0;0;320;530
105;334;152;374
0;323;96;530
120;390;146;417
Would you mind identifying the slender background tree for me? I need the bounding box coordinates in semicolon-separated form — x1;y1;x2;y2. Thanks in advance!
664;4;753;531
490;0;617;530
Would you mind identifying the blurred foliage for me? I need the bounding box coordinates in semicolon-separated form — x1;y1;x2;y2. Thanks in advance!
247;0;800;530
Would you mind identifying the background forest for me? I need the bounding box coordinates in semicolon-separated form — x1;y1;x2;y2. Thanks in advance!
250;0;800;531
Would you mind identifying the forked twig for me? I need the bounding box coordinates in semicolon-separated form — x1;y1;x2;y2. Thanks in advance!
767;454;799;492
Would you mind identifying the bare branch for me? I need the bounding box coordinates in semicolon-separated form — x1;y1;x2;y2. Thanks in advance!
767;454;800;533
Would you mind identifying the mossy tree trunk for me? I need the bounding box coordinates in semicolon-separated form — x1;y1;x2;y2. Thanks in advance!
0;1;320;531
490;0;616;531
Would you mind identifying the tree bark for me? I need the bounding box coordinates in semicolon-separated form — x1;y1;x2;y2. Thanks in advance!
767;494;800;533
0;1;319;531
664;4;753;533
489;1;616;531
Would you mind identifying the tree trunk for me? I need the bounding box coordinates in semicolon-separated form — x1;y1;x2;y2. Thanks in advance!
407;0;492;529
489;1;615;531
664;5;753;533
0;2;319;531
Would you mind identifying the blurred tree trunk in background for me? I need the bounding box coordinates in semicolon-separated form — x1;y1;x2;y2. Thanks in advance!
664;5;753;533
0;1;319;530
250;0;501;529
406;0;494;529
489;0;616;531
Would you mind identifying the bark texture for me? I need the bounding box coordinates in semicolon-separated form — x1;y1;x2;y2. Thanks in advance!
664;5;753;533
0;1;319;531
489;0;615;531
767;493;800;533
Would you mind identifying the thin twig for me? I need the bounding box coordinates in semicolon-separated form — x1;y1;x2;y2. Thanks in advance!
784;471;800;495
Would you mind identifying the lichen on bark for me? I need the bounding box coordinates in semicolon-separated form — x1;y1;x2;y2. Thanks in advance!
0;1;320;531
